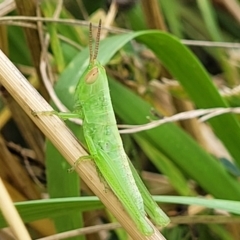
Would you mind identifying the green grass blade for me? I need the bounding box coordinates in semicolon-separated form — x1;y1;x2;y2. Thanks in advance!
41;0;65;72
153;196;240;214
0;197;103;228
197;0;222;41
1;196;239;228
134;135;193;196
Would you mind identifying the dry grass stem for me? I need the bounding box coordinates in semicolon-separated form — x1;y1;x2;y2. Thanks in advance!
0;49;166;240
0;178;31;240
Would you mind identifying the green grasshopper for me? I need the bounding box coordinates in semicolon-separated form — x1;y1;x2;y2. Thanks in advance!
40;20;169;235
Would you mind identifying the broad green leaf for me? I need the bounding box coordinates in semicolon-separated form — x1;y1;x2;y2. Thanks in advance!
55;30;240;199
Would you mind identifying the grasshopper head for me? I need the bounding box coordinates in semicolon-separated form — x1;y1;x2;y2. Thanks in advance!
75;20;108;103
83;20;103;85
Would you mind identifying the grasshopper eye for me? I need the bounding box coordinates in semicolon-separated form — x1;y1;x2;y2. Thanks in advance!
85;67;99;84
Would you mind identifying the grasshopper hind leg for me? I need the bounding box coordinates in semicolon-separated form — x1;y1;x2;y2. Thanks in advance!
128;157;170;227
96;149;154;236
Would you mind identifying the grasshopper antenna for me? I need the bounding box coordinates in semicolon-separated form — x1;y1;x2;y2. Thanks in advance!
93;20;102;61
89;22;93;63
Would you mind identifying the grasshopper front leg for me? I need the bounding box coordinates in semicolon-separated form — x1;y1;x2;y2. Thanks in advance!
32;110;82;120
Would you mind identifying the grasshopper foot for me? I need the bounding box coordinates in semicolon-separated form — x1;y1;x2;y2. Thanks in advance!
68;155;94;173
32;110;57;116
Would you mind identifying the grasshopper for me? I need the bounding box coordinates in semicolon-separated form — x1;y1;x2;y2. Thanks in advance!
38;20;169;235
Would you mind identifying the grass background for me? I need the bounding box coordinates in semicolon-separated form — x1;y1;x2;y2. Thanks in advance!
1;0;240;239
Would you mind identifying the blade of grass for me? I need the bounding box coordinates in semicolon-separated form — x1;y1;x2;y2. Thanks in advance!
0;197;103;228
134;135;193;196
1;196;239;228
